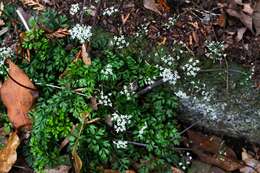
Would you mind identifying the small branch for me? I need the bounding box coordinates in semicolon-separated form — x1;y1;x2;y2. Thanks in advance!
80;0;87;23
16;9;30;31
137;79;165;95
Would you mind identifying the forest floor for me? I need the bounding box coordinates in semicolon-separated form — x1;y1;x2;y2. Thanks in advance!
0;0;260;173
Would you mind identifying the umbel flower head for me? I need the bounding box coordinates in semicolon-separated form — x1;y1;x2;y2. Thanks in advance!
69;24;92;44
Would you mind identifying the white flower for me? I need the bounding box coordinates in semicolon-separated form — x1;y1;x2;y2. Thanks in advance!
159;67;180;85
111;112;131;133
182;58;200;77
103;6;119;16
101;64;113;76
98;91;112;107
113;140;128;149
69;24;92;43
113;35;129;49
0;47;13;66
70;3;80;16
138;122;148;138
175;90;189;99
120;85;135;100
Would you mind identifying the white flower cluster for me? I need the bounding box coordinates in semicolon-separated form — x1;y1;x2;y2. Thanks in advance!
161;55;175;66
138;122;148;138
157;65;180;85
102;6;119;16
182;58;200;77
113;140;128;149
143;76;156;85
98;91;112;107
120;85;134;100
113;35;129;49
111;112;131;133
0;47;13;66
163;16;177;29
135;23;149;37
101;64;113;76
70;3;80;16
69;24;92;44
175;90;189;99
205;40;226;61
178;152;192;170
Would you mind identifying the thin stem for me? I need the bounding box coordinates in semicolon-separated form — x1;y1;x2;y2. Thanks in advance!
137;79;165;95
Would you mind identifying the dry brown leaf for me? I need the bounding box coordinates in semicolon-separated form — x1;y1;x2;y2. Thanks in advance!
240;148;260;173
186;131;241;171
192;31;199;44
0;132;20;173
72;150;82;173
144;0;162;15
236;27;247;42
46;28;69;39
121;13;131;25
253;0;260;35
172;167;184;173
0;60;38;129
226;8;253;32
90;97;98;111
216;14;226;27
0;19;4;26
81;44;91;65
243;3;253;15
20;0;45;11
44;165;71;173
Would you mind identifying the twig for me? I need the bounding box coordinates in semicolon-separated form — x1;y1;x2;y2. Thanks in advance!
179;119;202;136
16;9;30;31
80;0;87;24
92;0;102;26
137;79;165;95
224;57;229;94
35;82;90;97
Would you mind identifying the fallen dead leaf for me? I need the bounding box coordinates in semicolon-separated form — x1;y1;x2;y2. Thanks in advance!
0;132;20;173
0;60;38;129
144;0;162;15
81;44;91;65
90;97;98;111
192;31;199;44
72;149;82;173
236;27;247;42
226;8;253;33
243;3;253;15
20;0;45;11
44;165;71;173
0;19;4;26
46;28;69;39
240;148;260;173
121;13;131;25
186;131;241;171
172;167;184;173
0;2;4;16
216;14;226;27
253;0;260;35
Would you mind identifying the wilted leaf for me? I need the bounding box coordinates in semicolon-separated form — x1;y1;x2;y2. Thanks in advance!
20;0;45;11
72;150;82;173
81;44;91;65
240;148;260;173
44;165;71;173
0;2;4;16
186;131;241;171
0;19;4;26
0;132;20;173
144;0;162;15
46;28;69;39
253;0;260;35
0;60;38;129
226;8;253;32
171;167;184;173
236;27;247;42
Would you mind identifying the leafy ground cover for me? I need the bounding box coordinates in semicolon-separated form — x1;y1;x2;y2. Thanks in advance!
0;0;259;173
